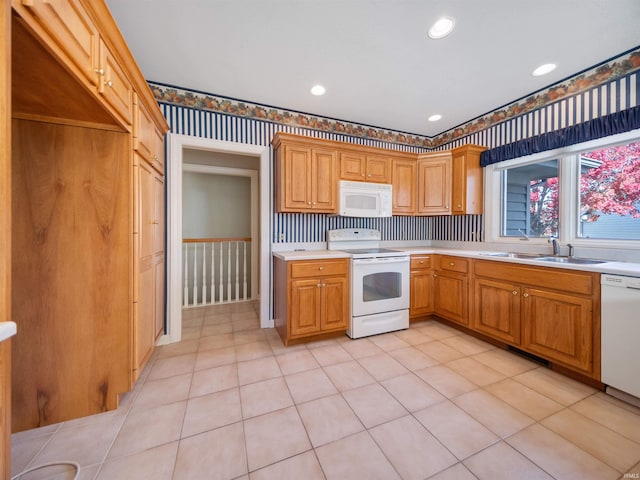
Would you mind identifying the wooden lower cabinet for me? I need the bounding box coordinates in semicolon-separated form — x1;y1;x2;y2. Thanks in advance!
521;287;593;373
473;259;599;378
433;256;469;325
410;255;433;318
473;277;521;344
274;257;349;345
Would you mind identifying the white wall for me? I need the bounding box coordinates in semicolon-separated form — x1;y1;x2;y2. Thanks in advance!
182;172;251;239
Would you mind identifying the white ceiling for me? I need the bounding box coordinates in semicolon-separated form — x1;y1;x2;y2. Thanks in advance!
105;0;640;137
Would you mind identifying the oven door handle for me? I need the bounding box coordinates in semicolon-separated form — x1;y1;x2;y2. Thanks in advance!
353;256;410;265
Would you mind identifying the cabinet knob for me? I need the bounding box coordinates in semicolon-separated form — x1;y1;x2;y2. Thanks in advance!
312;202;316;205
449;262;455;266
368;173;371;177
319;267;324;270
317;284;322;288
95;68;105;76
512;290;518;295
523;293;529;298
457;204;461;208
419;261;424;264
361;173;365;177
307;202;312;205
105;80;113;87
445;205;449;209
433;273;437;277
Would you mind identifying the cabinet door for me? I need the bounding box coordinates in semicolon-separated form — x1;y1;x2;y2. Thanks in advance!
365;155;391;183
135;263;155;379
410;269;434;317
98;39;133;124
340;152;366;181
154;255;165;339
290;279;322;337
434;271;468;325
311;148;337;212
20;0;99;86
417;156;451;215
392;159;416;214
282;145;312;210
473;278;521;344
451;145;484;215
139;161;155;260
321;276;349;331
522;287;593;373
133;96;154;162
152;128;165;173
153;173;165;257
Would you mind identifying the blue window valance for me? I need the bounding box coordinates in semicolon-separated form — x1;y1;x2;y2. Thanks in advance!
480;105;640;167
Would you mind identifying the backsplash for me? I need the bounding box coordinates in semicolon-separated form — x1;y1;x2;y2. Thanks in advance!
272;213;483;244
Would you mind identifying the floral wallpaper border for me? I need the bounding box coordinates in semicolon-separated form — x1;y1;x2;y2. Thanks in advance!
149;47;640;149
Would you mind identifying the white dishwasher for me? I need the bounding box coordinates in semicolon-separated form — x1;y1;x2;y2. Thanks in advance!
601;274;640;403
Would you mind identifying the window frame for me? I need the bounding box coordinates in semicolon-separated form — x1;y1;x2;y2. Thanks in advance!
484;128;640;249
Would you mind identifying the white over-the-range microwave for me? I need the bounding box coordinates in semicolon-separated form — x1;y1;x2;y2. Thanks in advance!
338;180;393;217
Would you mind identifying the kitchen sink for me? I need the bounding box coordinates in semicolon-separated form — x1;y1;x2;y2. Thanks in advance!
535;256;608;265
479;252;546;259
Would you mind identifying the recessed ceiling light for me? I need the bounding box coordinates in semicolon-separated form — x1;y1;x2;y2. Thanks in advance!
428;114;442;122
532;63;557;77
310;84;326;96
428;17;455;39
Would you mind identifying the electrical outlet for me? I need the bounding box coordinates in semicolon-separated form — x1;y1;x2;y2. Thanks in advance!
279;233;285;241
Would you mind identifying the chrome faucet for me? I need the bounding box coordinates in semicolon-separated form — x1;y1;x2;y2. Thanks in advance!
548;237;560;256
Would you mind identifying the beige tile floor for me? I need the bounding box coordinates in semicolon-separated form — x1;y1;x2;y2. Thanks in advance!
11;301;640;480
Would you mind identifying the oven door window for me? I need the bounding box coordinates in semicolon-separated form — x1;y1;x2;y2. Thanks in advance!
362;271;402;302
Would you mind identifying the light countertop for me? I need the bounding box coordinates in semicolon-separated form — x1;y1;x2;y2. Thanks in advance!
274;247;640;277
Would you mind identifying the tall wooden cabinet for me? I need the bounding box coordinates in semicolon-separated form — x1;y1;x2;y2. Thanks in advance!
9;0;169;431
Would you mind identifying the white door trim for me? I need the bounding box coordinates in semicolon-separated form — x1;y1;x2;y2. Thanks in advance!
160;133;271;345
182;163;259;303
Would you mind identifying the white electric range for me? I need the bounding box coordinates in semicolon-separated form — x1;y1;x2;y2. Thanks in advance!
327;229;410;338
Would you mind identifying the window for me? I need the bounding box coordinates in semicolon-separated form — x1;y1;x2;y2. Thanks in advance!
578;142;640;240
501;160;559;238
486;132;640;245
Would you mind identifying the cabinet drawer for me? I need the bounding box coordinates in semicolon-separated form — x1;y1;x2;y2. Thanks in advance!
411;255;432;270
98;39;133;125
438;256;468;273
290;259;348;278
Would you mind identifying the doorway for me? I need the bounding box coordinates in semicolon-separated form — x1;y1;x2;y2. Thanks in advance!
162;134;271;345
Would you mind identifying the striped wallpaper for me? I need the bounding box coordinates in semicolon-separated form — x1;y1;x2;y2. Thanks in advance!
158;71;639;244
434;72;639;151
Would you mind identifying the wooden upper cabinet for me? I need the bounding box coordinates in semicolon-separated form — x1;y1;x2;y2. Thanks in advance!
451;145;486;215
417;152;452;215
98;38;133;125
274;137;338;213
392;158;416;214
17;0;99;86
152;127;165;173
340;152;391;183
133;93;155;161
340;152;366;180
364;154;391;183
134;94;165;173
